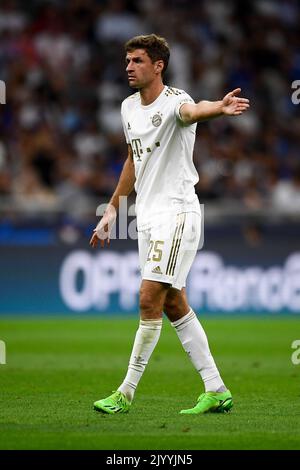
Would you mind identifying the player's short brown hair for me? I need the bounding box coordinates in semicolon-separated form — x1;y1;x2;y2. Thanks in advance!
125;34;170;75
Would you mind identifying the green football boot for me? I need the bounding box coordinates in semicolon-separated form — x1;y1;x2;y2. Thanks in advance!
180;390;233;415
94;391;131;414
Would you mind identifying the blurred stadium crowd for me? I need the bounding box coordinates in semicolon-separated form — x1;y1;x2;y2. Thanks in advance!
0;0;300;223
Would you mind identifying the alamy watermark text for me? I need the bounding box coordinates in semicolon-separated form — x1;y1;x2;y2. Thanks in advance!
0;340;6;364
0;80;6;104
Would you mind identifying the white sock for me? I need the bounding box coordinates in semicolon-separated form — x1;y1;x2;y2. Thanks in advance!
118;318;162;402
171;309;226;392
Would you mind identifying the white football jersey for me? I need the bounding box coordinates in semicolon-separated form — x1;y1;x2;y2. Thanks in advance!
121;85;201;230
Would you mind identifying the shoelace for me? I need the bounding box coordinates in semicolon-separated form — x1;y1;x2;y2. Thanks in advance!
197;393;217;404
111;391;127;406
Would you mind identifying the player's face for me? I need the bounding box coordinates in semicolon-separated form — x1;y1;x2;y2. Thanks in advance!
126;49;159;89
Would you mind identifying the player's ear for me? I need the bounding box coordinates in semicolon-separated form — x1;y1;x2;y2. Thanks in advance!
155;60;164;74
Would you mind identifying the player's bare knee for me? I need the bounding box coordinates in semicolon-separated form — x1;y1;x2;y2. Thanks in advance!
163;297;178;316
139;280;168;319
164;289;189;320
139;293;161;319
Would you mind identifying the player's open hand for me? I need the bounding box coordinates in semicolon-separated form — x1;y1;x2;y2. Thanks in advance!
222;88;250;116
89;205;117;248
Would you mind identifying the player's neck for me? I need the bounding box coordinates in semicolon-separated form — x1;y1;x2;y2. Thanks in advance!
139;81;165;106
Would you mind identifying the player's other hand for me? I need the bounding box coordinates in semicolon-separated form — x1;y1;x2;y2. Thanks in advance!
222;88;250;116
89;205;117;248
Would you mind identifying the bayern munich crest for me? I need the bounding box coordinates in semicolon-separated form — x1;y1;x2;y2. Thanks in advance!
152;113;162;127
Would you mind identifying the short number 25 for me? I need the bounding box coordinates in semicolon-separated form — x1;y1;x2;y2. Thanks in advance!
147;240;164;262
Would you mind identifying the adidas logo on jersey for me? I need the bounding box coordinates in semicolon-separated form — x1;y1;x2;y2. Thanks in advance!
152;265;162;274
127;122;131;130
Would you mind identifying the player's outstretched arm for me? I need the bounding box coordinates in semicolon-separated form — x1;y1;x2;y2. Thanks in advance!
180;88;250;125
90;145;135;248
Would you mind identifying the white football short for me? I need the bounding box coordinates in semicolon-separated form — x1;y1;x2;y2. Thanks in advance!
138;212;201;290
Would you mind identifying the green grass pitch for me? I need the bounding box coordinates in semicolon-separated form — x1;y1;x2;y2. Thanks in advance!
0;316;300;450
